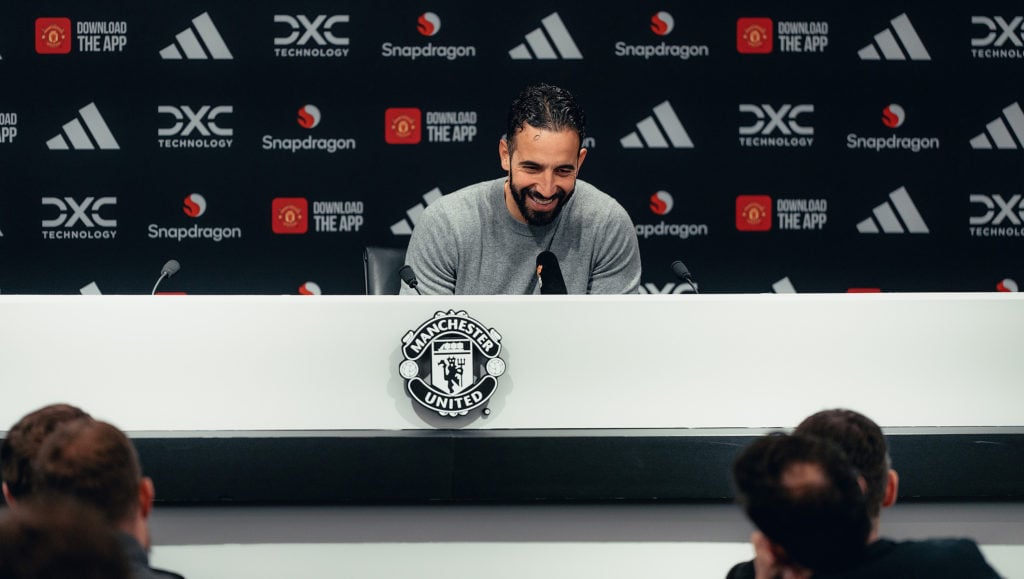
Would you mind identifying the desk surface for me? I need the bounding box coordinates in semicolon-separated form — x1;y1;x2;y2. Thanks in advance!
1;293;1020;432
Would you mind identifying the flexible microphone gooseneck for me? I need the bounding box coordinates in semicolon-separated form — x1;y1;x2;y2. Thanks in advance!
536;251;568;294
151;259;181;295
399;265;422;295
670;260;699;294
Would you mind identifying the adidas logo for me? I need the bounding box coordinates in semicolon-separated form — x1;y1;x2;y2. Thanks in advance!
620;101;694;149
772;277;797;293
160;12;233;60
391;187;444;235
509;12;582;60
46;103;120;150
856;186;929;234
857;13;931;61
969;102;1024;149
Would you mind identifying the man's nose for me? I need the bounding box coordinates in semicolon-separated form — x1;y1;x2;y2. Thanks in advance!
534;172;557;196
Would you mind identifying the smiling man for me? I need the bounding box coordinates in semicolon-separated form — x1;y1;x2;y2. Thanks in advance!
401;83;641;294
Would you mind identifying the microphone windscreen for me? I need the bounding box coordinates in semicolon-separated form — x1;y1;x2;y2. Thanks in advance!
399;265;418;287
161;259;181;277
536;251;567;294
670;260;691;280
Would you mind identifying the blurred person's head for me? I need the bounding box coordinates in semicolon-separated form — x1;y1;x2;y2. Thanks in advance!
733;432;872;574
0;496;130;579
1;403;91;505
33;419;155;549
796;408;899;535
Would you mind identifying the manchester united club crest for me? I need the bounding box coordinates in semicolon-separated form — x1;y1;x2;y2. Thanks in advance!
399;310;506;417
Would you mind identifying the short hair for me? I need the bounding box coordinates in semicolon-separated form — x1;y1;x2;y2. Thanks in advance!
32;420;142;525
0;497;130;579
505;83;586;153
1;403;91;499
796;408;890;517
733;432;872;573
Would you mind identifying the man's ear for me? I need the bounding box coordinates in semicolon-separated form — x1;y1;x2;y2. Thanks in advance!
576;147;588;173
2;482;15;507
499;138;511;172
882;469;899;508
138;477;155;519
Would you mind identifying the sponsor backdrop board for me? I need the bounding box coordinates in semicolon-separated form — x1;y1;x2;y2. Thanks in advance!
1;1;1022;295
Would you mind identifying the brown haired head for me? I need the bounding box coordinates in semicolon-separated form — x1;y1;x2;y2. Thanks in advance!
796;408;892;517
1;403;91;500
32;420;143;525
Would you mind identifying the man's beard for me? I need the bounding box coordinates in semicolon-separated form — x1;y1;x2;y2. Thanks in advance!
509;177;573;226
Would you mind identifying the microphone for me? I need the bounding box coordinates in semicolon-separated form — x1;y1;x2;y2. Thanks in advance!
536;251;567;294
671;260;699;294
151;259;181;295
399;265;422;295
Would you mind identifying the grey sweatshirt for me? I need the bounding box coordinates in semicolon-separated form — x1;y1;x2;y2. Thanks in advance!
402;177;641;295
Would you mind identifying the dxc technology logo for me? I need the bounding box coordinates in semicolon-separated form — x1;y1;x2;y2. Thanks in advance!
970;194;1024;237
971;16;1024;58
274;14;349;58
738;104;813;147
41;196;117;240
158;105;233;149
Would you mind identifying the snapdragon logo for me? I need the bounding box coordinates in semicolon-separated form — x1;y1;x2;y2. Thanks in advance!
847;103;941;152
738;104;814;147
148;194;242;242
298;104;321;129
274;14;349;58
157;105;233;149
635;190;708;239
418;12;441;36
971;16;1024;59
41;196;117;240
0;112;17;145
970;193;1024;237
382;12;477;60
262;104;357;153
615;11;710;61
183;193;207;217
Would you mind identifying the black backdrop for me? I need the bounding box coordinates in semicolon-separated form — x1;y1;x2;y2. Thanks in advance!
1;1;1022;295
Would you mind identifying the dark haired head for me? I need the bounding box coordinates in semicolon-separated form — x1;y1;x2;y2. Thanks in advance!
733;432;871;573
32;420;143;525
505;83;586;154
1;403;91;499
0;496;130;579
796;408;890;517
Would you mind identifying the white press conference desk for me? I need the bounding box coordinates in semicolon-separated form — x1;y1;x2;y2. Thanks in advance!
1;293;1021;432
2;293;1022;503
